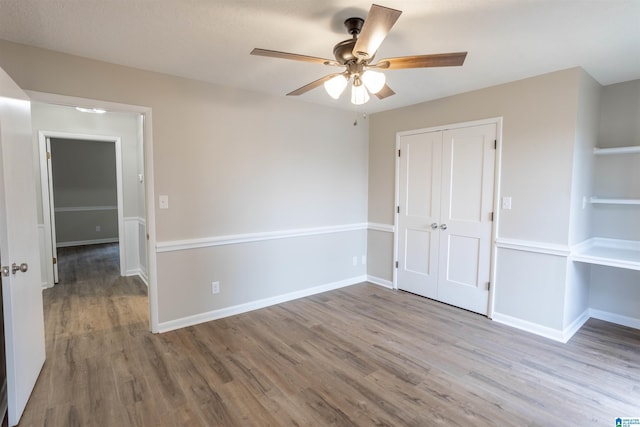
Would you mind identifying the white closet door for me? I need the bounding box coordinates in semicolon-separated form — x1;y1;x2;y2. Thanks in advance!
397;131;442;298
437;124;496;314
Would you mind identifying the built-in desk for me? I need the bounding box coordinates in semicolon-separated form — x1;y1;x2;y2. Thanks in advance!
572;238;640;271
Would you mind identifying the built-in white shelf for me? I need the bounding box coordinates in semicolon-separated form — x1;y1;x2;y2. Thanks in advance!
593;146;640;155
590;197;640;205
572;238;640;271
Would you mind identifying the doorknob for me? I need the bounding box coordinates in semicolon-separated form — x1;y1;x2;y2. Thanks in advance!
440;224;448;230
430;223;438;229
11;263;28;274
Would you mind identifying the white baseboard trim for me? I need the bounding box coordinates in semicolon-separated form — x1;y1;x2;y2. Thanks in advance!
126;269;149;287
491;312;568;343
563;309;591;341
366;275;394;289
57;238;119;248
157;275;367;333
589;308;640;330
492;308;621;343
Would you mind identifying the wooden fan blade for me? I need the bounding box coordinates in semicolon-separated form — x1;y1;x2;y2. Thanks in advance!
353;4;402;60
375;84;395;99
377;52;468;70
251;48;333;65
287;74;341;96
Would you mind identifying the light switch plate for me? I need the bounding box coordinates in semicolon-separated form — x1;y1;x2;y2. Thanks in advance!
502;196;512;210
159;195;169;209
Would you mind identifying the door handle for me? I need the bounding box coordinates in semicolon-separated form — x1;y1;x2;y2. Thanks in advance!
430;223;438;230
440;224;447;230
11;263;28;274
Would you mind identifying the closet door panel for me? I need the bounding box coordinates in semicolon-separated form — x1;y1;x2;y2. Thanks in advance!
397;131;442;298
438;124;496;314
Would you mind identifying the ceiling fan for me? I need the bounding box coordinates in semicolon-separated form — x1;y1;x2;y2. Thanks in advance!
251;4;467;105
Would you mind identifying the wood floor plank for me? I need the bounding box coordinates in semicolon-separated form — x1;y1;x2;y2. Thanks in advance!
18;243;640;426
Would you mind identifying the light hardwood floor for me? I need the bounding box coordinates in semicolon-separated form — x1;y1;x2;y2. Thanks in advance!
19;244;640;425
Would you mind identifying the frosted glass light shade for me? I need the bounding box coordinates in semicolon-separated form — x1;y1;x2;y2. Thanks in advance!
323;74;348;99
351;83;370;105
361;70;386;94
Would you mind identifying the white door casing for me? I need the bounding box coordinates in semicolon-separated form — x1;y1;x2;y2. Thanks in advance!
395;120;498;315
38;131;126;286
43;136;59;283
0;67;46;426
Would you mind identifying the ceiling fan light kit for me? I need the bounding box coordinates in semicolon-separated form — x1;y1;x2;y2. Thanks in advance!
351;78;370;105
324;74;349;99
251;4;467;106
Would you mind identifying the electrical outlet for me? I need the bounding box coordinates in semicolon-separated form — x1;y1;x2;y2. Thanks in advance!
95;225;101;232
211;281;220;294
352;256;358;266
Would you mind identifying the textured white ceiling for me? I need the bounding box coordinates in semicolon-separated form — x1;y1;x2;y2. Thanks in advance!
0;0;639;113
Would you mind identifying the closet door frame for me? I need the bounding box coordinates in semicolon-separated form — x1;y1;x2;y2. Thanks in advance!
393;117;503;317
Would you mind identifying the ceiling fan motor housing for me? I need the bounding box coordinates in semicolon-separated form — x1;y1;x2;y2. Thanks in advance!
333;17;366;65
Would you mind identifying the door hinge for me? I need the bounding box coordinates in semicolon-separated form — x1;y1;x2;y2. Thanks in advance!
487;281;491;290
490;212;494;221
494;140;497;149
398;149;401;157
397;206;400;214
395;261;399;268
46;151;51;159
52;257;57;264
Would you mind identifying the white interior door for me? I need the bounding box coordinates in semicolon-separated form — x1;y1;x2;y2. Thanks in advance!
437;124;496;314
0;67;46;426
397;131;442;298
396;122;497;316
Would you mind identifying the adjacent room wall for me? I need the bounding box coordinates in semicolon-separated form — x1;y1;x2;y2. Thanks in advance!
50;138;119;246
0;39;369;329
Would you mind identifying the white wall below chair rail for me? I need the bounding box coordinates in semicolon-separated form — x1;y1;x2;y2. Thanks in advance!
124;216;147;282
158;275;366;332
493;237;640;341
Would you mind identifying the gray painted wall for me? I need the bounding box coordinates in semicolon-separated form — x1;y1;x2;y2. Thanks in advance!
50;138;118;245
1;38;637;334
0;39;368;326
367;68;583;330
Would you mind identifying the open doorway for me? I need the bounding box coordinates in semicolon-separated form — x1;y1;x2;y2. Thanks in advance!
42;135;124;284
34;103;148;291
27;93;158;333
